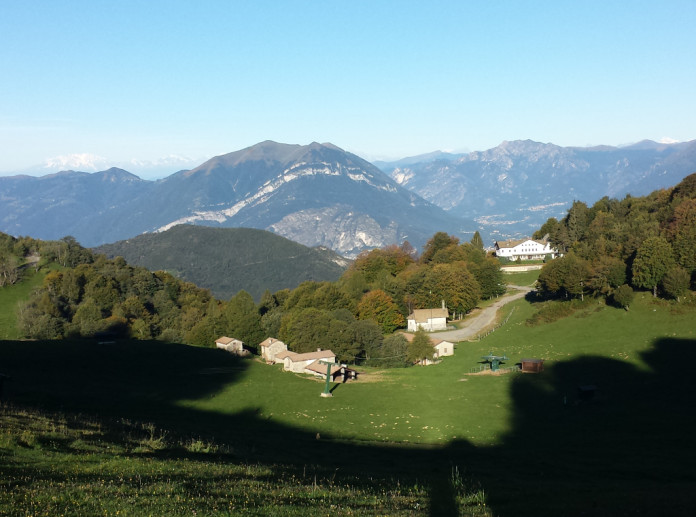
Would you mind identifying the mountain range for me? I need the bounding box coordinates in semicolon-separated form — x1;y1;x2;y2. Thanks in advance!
1;139;695;255
377;139;696;241
0;141;476;257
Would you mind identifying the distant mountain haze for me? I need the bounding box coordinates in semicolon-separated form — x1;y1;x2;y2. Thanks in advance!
1;139;694;253
0;141;477;257
378;139;696;242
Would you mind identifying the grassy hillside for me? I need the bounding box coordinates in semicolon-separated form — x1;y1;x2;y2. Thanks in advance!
0;267;47;340
1;280;695;515
94;225;349;300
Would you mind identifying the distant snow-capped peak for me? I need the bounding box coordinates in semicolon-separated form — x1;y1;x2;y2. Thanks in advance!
43;153;110;171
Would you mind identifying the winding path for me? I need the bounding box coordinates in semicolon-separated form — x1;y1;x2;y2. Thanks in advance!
433;285;534;342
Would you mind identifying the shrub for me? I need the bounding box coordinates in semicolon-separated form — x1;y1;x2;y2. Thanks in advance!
612;284;634;310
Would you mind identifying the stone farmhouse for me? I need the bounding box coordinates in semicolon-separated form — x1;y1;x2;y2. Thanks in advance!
407;308;449;332
259;337;288;363
494;237;558;261
401;332;455;365
261;338;359;382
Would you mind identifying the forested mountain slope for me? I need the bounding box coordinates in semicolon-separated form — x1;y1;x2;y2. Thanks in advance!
94;225;349;301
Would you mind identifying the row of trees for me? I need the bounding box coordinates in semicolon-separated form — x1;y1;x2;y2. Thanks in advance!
535;173;696;305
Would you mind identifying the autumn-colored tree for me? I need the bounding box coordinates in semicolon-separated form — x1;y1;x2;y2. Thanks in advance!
403;262;480;317
351;244;415;282
427;263;480;315
430;244;467;264
357;289;405;333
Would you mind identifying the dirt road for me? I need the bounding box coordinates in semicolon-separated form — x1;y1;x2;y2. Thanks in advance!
433;285;534;342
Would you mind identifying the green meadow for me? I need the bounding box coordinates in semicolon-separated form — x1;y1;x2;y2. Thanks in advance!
2;272;696;516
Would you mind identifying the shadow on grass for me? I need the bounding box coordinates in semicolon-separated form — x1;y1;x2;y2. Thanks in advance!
1;337;695;516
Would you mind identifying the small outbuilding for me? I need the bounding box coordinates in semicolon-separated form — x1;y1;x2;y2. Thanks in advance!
215;336;245;354
521;358;544;373
400;332;455;365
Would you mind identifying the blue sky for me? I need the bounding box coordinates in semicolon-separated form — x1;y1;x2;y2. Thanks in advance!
1;1;694;178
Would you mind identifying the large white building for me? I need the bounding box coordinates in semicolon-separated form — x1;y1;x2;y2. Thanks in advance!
407;308;449;332
494;238;558;261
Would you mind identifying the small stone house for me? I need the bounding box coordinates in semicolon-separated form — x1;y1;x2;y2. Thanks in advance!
259;337;288;363
215;336;246;355
407;308;449;332
401;333;455;365
431;338;454;359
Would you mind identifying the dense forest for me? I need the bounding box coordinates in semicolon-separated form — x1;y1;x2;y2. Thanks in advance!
533;172;696;306
1;228;502;367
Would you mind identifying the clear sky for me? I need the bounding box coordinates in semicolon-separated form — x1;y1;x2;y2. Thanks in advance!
1;0;695;178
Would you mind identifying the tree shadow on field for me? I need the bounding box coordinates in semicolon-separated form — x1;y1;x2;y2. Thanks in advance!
469;336;696;516
1;337;696;516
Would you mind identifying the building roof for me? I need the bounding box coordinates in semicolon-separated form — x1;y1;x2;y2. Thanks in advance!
287;349;336;362
398;332;451;348
407;308;449;322
495;238;548;249
215;336;241;345
275;350;297;360
305;360;341;375
259;337;285;348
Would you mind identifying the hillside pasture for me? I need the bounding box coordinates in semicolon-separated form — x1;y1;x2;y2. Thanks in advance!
1;292;695;515
0;267;45;340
